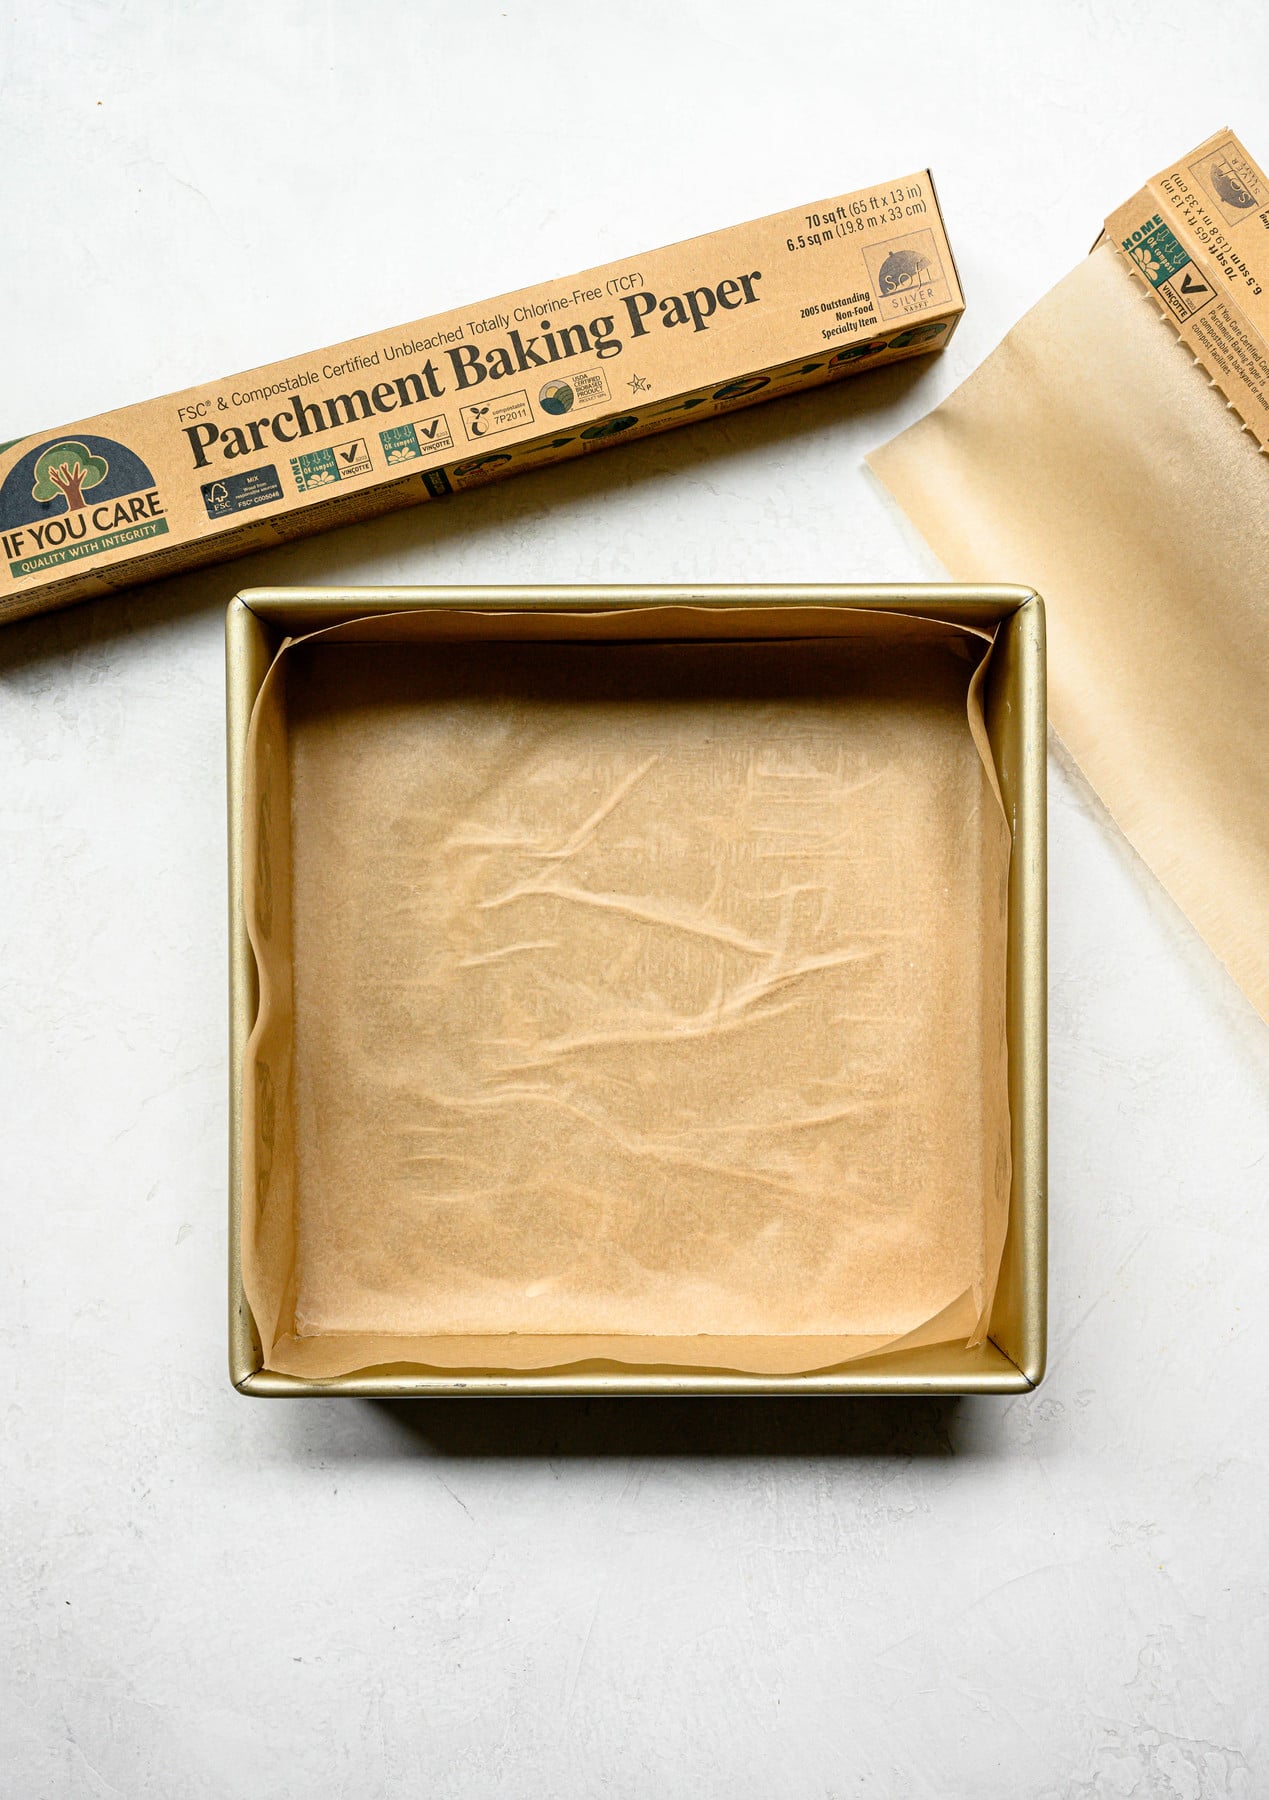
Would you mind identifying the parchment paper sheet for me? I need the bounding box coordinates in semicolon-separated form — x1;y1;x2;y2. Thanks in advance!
242;612;1010;1376
870;242;1269;1022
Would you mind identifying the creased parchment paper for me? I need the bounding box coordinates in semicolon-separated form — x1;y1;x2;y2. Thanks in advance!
870;242;1269;1023
242;608;1010;1377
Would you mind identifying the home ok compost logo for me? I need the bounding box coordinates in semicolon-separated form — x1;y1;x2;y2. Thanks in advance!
0;432;168;580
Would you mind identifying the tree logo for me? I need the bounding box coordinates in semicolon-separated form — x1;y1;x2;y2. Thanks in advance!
31;441;110;513
0;432;165;580
0;433;157;532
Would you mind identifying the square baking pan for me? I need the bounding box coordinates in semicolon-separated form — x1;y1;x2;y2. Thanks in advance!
227;585;1046;1395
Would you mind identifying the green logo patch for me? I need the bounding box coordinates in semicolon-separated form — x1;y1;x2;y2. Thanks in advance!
1124;219;1190;289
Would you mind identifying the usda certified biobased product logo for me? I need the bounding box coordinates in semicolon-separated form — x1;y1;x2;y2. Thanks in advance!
0;434;167;580
537;369;610;415
539;379;575;415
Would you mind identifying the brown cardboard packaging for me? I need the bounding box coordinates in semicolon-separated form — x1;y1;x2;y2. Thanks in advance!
1105;130;1269;447
2;173;962;624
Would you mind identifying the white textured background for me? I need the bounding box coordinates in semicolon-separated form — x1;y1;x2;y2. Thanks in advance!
3;5;1268;1796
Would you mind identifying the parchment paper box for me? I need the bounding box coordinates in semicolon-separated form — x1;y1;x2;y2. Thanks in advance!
227;585;1046;1397
2;172;962;625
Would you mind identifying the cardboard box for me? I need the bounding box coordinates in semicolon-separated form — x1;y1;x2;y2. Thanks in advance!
1104;128;1269;448
2;174;962;625
226;584;1046;1397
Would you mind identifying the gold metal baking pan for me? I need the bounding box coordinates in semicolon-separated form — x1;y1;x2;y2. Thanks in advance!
226;585;1045;1396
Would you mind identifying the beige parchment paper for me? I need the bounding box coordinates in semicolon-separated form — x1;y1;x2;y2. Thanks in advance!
241;607;1011;1377
870;242;1269;1023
